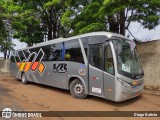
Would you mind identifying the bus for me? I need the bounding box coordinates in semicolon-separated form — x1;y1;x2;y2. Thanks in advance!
10;32;144;102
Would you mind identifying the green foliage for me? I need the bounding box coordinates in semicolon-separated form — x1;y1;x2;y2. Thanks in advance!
0;0;15;59
101;0;160;34
61;0;106;36
9;0;44;46
61;10;73;27
0;0;160;53
44;0;61;9
79;22;106;34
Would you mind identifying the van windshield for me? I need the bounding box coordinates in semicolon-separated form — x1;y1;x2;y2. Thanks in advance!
113;39;144;79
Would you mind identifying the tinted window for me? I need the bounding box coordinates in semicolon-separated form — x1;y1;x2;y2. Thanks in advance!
28;48;37;62
34;47;44;61
104;44;114;75
89;44;103;69
28;40;84;63
10;52;15;62
41;43;62;61
23;50;30;59
42;45;50;61
15;52;21;62
64;40;84;63
18;51;25;61
51;43;62;61
29;47;49;61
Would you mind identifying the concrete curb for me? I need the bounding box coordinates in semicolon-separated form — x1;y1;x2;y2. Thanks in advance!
143;89;160;96
0;59;10;73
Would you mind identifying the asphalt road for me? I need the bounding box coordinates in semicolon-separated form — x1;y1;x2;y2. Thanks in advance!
0;73;159;120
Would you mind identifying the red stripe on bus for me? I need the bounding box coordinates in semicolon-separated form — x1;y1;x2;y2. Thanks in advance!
31;62;39;71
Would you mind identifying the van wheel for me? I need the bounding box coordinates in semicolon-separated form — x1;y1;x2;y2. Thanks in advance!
70;79;87;99
21;73;28;84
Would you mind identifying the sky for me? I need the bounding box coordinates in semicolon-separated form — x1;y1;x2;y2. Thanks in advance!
127;22;160;42
0;22;160;57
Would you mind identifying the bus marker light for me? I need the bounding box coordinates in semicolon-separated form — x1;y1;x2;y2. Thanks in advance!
107;89;112;92
92;77;99;80
132;81;139;86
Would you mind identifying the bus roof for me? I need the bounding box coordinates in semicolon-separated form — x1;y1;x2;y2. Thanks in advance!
15;31;131;51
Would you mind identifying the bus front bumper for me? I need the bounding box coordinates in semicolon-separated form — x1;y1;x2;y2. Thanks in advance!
114;81;144;102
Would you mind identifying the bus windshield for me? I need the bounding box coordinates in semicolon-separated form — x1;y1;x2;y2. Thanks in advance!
113;39;144;79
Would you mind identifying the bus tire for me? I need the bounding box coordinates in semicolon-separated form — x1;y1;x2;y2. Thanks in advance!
70;79;87;99
21;73;28;84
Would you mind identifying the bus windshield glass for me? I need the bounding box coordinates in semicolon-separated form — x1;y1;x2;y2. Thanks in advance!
113;39;144;79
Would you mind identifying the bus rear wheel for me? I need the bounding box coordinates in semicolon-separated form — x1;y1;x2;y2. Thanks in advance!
70;79;87;99
21;73;28;84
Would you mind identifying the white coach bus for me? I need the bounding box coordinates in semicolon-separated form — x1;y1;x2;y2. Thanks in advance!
10;32;144;102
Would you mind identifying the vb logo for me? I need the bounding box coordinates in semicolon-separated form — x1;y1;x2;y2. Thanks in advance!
53;63;67;73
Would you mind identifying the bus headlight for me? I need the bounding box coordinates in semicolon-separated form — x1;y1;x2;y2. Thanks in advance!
117;78;132;88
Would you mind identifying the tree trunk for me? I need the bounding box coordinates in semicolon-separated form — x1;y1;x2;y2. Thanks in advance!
48;26;53;40
7;50;10;59
108;15;119;33
52;7;57;39
119;10;125;35
48;7;53;40
4;49;7;59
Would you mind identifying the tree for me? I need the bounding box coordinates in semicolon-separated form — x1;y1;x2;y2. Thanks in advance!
62;0;160;38
73;0;106;35
100;0;160;37
3;0;160;49
10;0;70;44
44;0;66;39
61;0;107;36
0;0;15;59
61;0;91;36
9;0;44;46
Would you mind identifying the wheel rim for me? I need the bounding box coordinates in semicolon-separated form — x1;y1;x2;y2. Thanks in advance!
74;83;84;95
22;74;25;83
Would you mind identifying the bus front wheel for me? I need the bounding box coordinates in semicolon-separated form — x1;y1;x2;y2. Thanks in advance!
21;73;28;84
70;79;87;99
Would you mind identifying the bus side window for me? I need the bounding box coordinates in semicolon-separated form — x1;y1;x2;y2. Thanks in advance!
52;43;61;61
10;52;15;62
64;40;84;63
104;45;114;75
89;44;103;70
23;50;30;59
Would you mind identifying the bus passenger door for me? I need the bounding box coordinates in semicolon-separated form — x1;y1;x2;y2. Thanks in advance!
103;42;116;101
10;52;19;77
89;44;104;97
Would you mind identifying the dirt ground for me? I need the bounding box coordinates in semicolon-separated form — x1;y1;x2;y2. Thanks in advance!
0;72;159;120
